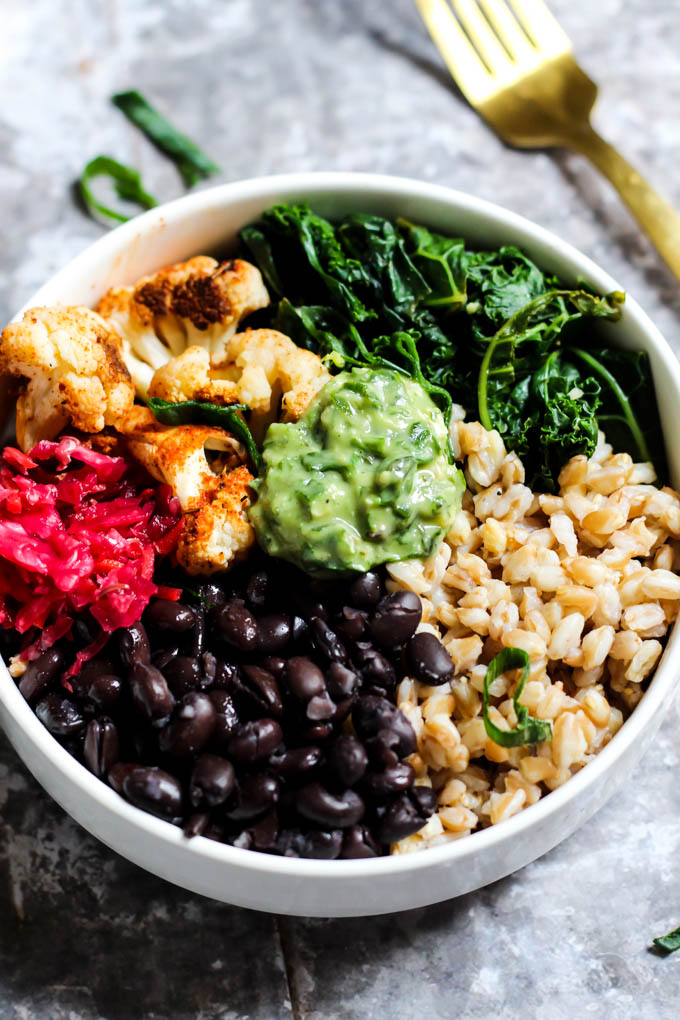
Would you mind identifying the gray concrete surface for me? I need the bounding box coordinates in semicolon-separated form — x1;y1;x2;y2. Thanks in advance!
1;0;680;1016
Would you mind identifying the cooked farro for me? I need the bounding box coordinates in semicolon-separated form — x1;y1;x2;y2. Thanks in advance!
388;415;679;854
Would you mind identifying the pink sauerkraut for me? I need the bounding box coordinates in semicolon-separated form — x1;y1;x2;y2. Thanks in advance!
0;436;183;666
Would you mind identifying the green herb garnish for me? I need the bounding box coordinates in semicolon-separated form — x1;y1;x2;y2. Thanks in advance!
482;647;552;748
148;398;261;470
653;926;680;954
79;155;158;225
112;90;220;188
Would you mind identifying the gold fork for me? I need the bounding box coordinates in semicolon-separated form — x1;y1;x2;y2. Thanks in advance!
414;0;680;280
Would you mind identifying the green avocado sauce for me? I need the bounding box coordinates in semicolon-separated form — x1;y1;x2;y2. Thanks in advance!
248;367;465;577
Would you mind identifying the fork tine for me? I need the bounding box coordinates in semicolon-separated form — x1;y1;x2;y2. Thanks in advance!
414;0;496;104
478;0;538;63
451;0;512;76
507;0;571;57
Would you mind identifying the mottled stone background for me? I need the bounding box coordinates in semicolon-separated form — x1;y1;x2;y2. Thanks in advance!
2;1;680;1017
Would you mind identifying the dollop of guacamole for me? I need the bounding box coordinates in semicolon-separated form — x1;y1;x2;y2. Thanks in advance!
248;367;465;577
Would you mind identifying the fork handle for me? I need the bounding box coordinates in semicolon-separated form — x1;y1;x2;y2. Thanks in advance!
570;124;680;281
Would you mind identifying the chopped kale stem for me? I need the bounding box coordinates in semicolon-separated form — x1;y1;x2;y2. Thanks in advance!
653;925;680;954
482;647;552;748
79;155;158;225
148;398;261;470
111;90;220;188
570;346;651;463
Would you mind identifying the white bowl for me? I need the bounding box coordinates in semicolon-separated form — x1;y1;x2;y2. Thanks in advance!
1;172;679;917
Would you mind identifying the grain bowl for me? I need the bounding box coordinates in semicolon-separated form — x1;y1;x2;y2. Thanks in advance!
1;172;679;916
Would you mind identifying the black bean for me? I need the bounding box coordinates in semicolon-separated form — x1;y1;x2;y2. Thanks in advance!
247;809;279;851
260;656;286;676
306;691;336;721
270;746;323;782
192;583;226;610
301;722;334;743
293;594;328;622
292;615;308;642
72;657;116;693
348;571;383;608
363;762;414;799
226;774;280;821
326;663;360;700
129;662;175;727
118;622;151;669
209;690;240;744
108;763;182;821
364;727;401;769
158;692;216;757
309;617;347;663
274;823;344;859
302;830;343;860
327;734;368;787
200;652;217;688
296;784;364;828
258;614;292;655
231;830;253;850
189;754;235;808
35;695;85;738
145;599;195;632
83;718;119;777
284;657;325;702
184;811;211;838
226;718;283;763
352;696;416;758
341;825;381;859
152;648;180;672
405;631;454;686
334;606;369;644
19;648;64;703
217;598;260;651
236;665;283;718
376;787;438;844
213;660;239;690
73;617;98;646
369;590;422;648
329;697;354;726
84;673;122;710
245;569;271;609
162;656;202;697
191;608;206;657
352;643;396;689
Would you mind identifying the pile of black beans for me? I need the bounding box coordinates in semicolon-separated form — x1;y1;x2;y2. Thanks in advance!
15;556;455;859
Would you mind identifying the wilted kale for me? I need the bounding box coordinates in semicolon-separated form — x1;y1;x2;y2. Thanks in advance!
239;202;663;489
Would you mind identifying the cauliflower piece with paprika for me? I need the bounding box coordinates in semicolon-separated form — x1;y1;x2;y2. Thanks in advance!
148;328;331;438
176;464;255;575
96;257;269;398
0;306;135;451
119;406;255;573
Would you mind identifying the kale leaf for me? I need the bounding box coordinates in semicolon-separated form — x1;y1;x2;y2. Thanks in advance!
148;398;261;469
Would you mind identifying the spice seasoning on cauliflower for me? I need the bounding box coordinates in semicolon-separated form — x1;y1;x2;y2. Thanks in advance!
0;306;135;451
96;256;269;397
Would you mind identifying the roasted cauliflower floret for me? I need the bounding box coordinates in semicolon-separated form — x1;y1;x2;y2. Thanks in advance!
177;464;255;575
119;406;255;573
96;257;269;398
147;346;240;407
0;306;135;451
148;328;331;438
119;405;244;512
